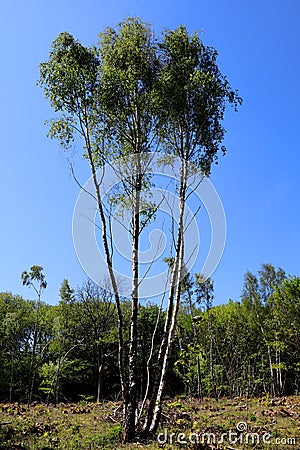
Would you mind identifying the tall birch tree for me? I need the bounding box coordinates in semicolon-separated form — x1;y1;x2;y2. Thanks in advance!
39;19;241;442
142;25;241;435
98;19;160;441
38;29;129;422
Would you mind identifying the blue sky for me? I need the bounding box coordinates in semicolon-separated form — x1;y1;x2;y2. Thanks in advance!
1;0;300;305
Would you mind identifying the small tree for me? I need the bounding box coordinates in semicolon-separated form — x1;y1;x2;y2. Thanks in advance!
75;280;117;402
21;265;47;405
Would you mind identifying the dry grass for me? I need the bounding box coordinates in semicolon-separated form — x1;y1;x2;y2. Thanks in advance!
0;396;299;449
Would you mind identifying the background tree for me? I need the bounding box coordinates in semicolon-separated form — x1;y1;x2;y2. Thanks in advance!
0;293;35;401
75;280;117;402
2;262;300;407
241;263;286;396
270;277;300;395
40;279;79;405
21;266;47;405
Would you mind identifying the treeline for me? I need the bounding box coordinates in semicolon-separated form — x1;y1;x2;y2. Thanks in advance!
0;263;300;404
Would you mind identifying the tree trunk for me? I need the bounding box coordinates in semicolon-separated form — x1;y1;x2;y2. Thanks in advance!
28;298;40;406
208;319;216;398
197;356;202;400
97;363;103;403
9;351;14;403
97;348;104;402
149;237;184;434
123;160;142;443
84;137;127;407
142;157;187;436
188;290;202;400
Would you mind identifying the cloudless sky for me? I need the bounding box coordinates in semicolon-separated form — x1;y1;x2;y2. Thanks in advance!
1;0;300;305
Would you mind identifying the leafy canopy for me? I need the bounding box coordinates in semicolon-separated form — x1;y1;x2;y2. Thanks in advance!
157;25;242;174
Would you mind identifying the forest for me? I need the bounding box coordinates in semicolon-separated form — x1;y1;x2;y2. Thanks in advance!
1;263;300;406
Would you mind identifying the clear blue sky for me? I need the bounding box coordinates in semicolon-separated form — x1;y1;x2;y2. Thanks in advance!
1;0;300;305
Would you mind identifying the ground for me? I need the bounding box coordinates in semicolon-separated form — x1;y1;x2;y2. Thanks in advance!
0;396;299;449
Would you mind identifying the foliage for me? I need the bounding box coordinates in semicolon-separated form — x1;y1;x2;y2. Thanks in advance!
2;264;300;404
157;25;241;174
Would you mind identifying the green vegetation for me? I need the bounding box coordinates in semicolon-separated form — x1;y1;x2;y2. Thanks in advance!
1;264;300;403
1;264;300;447
0;396;299;449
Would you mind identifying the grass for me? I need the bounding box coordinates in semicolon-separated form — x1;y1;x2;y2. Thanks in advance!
0;396;299;449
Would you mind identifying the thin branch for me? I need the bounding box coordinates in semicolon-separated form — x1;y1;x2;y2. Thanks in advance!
138;280;169;422
184;204;202;234
185;243;199;268
68;161;97;202
137;227;166;288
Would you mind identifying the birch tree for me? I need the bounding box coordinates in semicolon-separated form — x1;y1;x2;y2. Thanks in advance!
38;30;128;419
39;18;160;442
39;19;241;442
98;19;160;441
142;25;241;435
